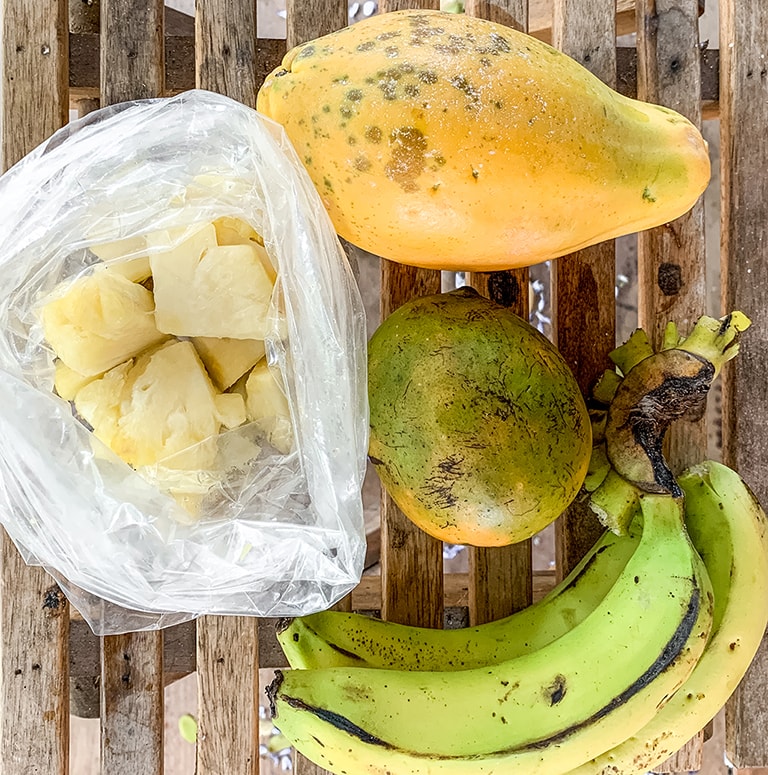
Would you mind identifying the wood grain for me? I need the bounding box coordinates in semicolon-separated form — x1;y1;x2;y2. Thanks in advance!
195;0;258;108
99;631;164;774
100;0;164;104
550;0;616;580
98;3;166;772
376;0;442;630
462;1;533;626
196;616;260;775
720;0;768;767
286;0;347;49
192;5;264;772
1;1;70;772
635;1;707;767
464;0;527;30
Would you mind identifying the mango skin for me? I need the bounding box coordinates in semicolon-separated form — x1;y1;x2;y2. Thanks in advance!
367;287;592;547
256;9;711;271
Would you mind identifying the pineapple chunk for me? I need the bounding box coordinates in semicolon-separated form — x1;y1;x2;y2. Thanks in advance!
40;272;167;377
213;216;262;246
91;233;152;282
54;361;96;401
214;393;247;430
192;336;266;391
151;224;276;339
245;360;293;454
74;340;226;470
212;217;277;282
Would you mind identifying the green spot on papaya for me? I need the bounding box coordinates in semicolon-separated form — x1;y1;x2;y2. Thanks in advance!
643;187;657;203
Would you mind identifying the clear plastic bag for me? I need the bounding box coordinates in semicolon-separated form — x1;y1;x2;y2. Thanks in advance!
0;89;368;635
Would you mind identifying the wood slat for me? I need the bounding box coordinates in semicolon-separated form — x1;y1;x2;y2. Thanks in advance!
282;4;350;772
374;1;444;631
379;262;444;627
720;0;768;767
196;616;260;775
1;1;70;772
463;1;533;626
192;3;264;773
100;631;164;774
196;0;259;108
98;2;165;773
550;0;617;580
635;2;707;770
100;0;164;105
286;0;347;50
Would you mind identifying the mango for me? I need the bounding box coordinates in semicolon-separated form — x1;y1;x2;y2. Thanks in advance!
257;9;711;271
367;286;591;547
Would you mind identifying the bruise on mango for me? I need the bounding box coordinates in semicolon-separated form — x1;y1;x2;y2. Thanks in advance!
256;9;711;272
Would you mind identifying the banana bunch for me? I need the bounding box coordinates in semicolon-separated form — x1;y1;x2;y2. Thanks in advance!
267;312;768;775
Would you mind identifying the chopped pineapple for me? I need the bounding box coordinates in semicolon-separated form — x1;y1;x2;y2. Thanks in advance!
91;236;153;283
54;360;96;401
192;336;266;391
214;393;247;430
245;360;294;454
40;272;167;377
151;224;275;339
74;340;229;470
213;216;262;246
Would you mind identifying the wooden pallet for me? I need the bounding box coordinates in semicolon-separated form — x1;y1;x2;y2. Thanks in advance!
1;0;766;773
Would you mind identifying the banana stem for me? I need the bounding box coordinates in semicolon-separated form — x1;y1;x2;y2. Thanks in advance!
603;312;750;497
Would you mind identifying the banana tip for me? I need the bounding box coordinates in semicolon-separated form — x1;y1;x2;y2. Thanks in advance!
265;670;284;719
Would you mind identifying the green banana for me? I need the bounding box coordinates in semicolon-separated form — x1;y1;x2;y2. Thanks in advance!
570;460;768;775
268;491;713;775
277;518;641;671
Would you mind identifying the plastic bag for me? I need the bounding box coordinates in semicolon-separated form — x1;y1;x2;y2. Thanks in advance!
0;89;368;635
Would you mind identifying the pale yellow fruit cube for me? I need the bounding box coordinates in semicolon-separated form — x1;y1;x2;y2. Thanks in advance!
192;336;266;391
245;360;293;454
151;225;276;339
54;361;96;401
74;340;223;470
40;272;167;377
212;217;277;282
214;392;247;430
91;235;153;283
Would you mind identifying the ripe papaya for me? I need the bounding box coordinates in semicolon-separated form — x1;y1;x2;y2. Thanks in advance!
256;9;710;271
366;286;591;547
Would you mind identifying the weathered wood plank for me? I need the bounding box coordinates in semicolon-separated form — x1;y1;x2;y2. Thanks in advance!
283;4;350;772
193;3;267;772
196;616;260;775
464;0;526;30
379;260;444;628
196;0;259;108
550;0;616;580
720;0;768;767
100;0;163;104
286;0;347;50
635;3;707;770
463;1;533;626
1;1;70;772
98;3;165;773
100;631;164;774
374;0;443;634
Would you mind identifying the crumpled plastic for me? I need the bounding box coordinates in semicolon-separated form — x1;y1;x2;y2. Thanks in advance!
0;89;368;635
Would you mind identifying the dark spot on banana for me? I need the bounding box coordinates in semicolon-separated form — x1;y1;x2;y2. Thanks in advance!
546;675;567;705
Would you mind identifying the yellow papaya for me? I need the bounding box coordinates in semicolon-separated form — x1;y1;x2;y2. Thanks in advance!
257;9;710;271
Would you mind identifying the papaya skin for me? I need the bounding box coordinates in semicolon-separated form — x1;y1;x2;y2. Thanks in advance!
367;287;592;547
256;9;711;272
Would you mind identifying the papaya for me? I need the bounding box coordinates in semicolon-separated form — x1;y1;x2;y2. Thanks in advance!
366;286;591;547
256;9;710;271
